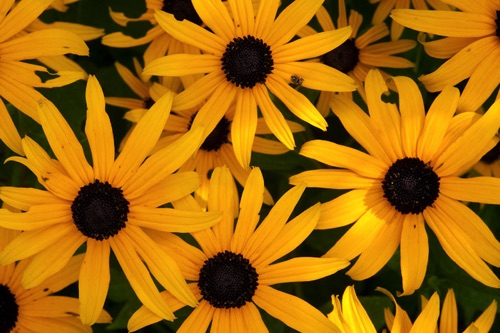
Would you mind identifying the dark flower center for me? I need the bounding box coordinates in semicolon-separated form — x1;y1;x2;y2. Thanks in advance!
198;251;259;309
382;157;440;215
0;284;18;333
480;141;500;164
221;35;274;88
71;180;130;240
144;98;155;109
496;10;500;37
320;38;359;74
188;112;231;151
162;0;202;25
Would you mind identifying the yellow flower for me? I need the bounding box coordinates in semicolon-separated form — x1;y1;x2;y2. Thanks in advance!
0;0;89;155
298;0;416;115
124;82;305;208
370;0;452;40
290;69;500;295
391;0;500;112
328;285;377;333
128;166;349;333
379;288;497;332
142;0;356;168
0;76;221;325
0;227;111;332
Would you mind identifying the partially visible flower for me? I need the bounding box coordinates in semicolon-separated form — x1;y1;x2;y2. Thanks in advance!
370;0;452;40
0;227;111;332
328;285;377;333
379;288;497;332
0;0;89;155
290;69;500;295
102;0;202;73
298;0;416;115
391;0;500;112
0;76;221;325
123;82;304;208
128;166;349;333
143;0;356;168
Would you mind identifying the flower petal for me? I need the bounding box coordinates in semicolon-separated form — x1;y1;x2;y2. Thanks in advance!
143;53;221;77
259;257;349;285
0;204;72;231
0;0;52;43
400;214;428;296
289;169;380;189
253;285;340;333
391;10;494;37
194;0;235;41
299;140;387;178
440;176;500;205
232;88;257;168
177;300;215;333
79;239;110;325
411;292;440;333
109;232;175;321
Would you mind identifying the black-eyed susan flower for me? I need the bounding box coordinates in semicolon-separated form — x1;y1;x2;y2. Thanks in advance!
290;69;500;295
143;0;356;168
379;287;497;332
370;0;452;40
0;76;222;325
123;82;305;208
328;285;377;333
0;0;89;155
391;1;500;112
127;166;350;332
0;227;111;332
298;0;416;115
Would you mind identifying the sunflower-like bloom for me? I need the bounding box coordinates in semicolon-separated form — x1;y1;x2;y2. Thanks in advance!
0;227;111;332
128;166;350;333
370;0;452;40
143;0;356;168
124;82;305;208
0;76;222;325
379;288;497;332
328;285;377;333
298;0;416;115
0;0;89;155
391;0;500;112
290;69;500;295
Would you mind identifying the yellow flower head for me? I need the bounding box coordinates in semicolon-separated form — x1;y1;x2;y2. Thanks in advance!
290;69;500;295
298;0;416;115
142;0;357;168
0;227;111;332
0;76;222;325
128;166;350;333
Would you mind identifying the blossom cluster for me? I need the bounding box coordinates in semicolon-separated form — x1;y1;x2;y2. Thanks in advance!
0;0;499;332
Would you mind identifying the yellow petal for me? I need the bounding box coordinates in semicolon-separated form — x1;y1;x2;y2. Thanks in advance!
440;176;500;205
299;140;387;178
79;239;110;325
232;88;257;169
84;76;114;181
410;292;440;333
231;167;264;253
177;300;215;333
0;100;23;155
259;257;349;285
38;99;94;186
400;214;428;296
194;0;235;40
341;286;378;333
391;10;494;37
440;289;458;333
143;53;221;77
253;285;341;333
0;0;52;43
109;232;174;321
266;75;327;130
110;90;175;189
273;27;352;62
